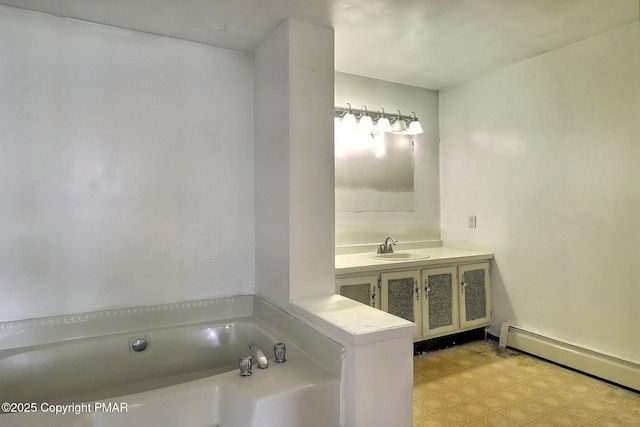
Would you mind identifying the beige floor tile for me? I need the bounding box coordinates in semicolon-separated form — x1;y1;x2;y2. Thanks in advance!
588;412;640;427
548;384;591;404
508;381;542;399
456;382;489;400
413;340;639;427
498;404;540;424
529;393;570;411
414;380;450;397
564;378;609;397
490;372;520;387
455;399;492;419
438;406;474;424
473;364;498;377
511;399;550;419
606;407;640;425
414;414;450;427
579;395;619;415
413;398;429;420
561;402;609;423
527;377;557;392
437;387;470;407
414;394;450;415
501;367;534;382
537;411;588;427
440;372;470;388
545;365;583;382
468;377;504;395
473;392;514;412
620;398;640;416
527;419;564;427
457;370;482;383
476;412;519;426
491;387;530;405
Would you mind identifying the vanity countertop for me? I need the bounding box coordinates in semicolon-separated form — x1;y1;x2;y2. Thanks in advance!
336;247;493;275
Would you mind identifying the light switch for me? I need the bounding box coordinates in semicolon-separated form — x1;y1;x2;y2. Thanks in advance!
468;215;477;228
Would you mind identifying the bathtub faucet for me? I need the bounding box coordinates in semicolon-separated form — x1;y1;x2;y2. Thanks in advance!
377;236;397;254
249;342;269;369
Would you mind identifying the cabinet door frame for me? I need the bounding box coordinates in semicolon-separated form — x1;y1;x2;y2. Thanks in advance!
458;262;491;330
380;270;422;340
335;275;380;309
421;266;459;339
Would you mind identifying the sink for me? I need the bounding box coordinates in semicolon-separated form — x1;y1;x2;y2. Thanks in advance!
369;251;430;261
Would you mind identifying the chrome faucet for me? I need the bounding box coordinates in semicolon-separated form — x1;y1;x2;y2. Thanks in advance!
249;342;269;369
377;236;397;254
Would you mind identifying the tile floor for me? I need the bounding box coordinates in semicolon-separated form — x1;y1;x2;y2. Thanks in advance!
413;339;640;426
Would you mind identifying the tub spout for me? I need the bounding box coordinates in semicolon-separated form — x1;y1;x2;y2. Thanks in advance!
249;342;269;369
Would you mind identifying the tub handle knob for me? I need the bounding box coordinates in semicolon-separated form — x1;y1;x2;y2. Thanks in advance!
274;342;286;363
239;355;253;376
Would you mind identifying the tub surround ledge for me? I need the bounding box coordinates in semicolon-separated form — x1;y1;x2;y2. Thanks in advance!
0;295;255;350
289;295;415;427
289;295;415;346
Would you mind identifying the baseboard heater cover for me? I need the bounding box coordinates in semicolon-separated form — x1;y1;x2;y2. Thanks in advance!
499;322;639;391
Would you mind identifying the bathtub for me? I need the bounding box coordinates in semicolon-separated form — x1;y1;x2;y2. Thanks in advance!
0;296;342;427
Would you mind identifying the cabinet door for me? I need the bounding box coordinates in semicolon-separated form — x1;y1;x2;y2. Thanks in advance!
336;275;380;309
380;271;422;339
421;266;459;338
459;262;491;330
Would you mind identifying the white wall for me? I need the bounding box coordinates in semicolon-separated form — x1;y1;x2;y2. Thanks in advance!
254;20;335;305
440;24;640;363
253;20;291;305
0;6;255;321
288;20;336;300
334;73;440;248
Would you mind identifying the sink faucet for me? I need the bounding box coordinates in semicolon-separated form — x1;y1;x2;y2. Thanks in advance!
377;236;397;254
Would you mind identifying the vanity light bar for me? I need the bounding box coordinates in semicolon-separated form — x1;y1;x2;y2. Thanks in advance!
334;105;423;135
334;106;416;123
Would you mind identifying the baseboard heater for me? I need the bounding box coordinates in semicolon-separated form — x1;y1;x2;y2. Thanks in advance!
499;323;639;391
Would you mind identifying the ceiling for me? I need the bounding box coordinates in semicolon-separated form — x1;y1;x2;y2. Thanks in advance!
1;0;638;90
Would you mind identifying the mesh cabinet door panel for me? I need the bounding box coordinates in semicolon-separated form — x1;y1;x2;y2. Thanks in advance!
336;275;379;308
387;277;416;322
463;268;487;322
339;283;372;306
428;273;453;329
422;266;459;338
459;262;491;329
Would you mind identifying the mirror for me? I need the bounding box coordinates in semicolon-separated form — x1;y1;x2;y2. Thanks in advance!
335;124;414;212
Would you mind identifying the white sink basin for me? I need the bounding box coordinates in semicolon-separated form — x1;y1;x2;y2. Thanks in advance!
369;252;430;261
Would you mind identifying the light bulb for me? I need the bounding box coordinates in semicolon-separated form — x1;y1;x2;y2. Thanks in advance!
376;117;392;133
407;120;423;135
358;114;373;131
342;111;356;127
392;117;407;133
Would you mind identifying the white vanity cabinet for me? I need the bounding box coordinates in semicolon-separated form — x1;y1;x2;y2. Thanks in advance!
421;262;491;339
335;248;492;342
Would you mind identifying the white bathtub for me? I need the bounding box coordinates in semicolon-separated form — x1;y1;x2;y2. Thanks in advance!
0;296;342;427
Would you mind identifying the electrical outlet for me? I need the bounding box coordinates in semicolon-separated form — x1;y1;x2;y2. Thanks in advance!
468;215;477;228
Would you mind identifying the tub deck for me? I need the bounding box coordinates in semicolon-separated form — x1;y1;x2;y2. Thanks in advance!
0;296;342;427
2;351;338;427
